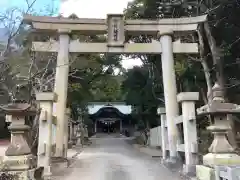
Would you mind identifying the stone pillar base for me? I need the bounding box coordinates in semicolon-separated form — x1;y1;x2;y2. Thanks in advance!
203;153;240;167
51;157;69;175
182;164;196;176
63;144;68;158
76;138;81;146
196;165;215;180
72;138;77;145
51;144;56;157
161;157;182;170
68;141;73;149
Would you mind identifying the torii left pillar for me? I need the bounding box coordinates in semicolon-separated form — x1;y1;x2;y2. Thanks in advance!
54;29;70;157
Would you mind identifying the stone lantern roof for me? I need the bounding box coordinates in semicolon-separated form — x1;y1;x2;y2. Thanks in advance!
0;103;37;116
197;83;240;116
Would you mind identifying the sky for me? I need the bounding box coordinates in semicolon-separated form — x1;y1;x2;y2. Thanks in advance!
60;0;130;18
0;0;59;12
60;0;143;69
0;0;143;69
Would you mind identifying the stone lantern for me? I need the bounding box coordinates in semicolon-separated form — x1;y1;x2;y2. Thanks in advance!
196;83;240;179
0;103;37;179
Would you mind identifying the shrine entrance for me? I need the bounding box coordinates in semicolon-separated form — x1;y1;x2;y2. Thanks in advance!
97;118;120;133
88;102;132;134
24;13;207;158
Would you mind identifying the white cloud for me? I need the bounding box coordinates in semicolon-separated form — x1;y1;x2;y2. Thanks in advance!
60;0;142;69
60;0;131;18
121;58;143;69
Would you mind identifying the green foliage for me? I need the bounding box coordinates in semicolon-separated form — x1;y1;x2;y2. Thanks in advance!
122;65;161;128
68;53;125;119
91;75;123;101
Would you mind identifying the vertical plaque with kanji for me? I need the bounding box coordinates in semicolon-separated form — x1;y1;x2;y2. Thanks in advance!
107;14;125;47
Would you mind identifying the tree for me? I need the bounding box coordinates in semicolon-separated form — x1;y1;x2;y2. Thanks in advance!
0;0;60;102
122;65;162;129
0;0;62;154
123;0;240;149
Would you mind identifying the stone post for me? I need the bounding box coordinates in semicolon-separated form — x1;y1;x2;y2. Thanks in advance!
158;107;168;161
0;103;37;179
36;92;57;179
196;83;240;180
177;92;199;174
67;122;72;148
52;104;57;147
51;116;57;155
72;122;78;145
80;121;85;146
69;121;73;146
120;119;122;133
76;124;81;145
159;29;180;162
95;120;97;133
63;108;70;158
84;125;88;138
74;123;78;136
54;29;70;157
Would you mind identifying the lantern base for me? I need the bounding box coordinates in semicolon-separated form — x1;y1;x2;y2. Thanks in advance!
203;153;240;167
1;154;37;171
0;154;37;180
0;168;36;180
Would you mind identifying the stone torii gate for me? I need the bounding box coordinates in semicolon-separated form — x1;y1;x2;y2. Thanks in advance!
24;14;207;160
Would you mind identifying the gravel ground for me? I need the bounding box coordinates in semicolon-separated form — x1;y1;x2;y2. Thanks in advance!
54;135;182;180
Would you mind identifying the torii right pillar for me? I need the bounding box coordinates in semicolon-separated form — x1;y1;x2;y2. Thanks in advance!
158;29;180;163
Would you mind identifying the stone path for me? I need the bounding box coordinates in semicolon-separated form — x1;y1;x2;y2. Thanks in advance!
54;135;181;180
133;144;162;157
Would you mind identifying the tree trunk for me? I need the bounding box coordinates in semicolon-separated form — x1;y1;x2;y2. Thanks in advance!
197;25;212;96
203;22;224;90
197;25;213;124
